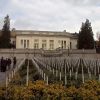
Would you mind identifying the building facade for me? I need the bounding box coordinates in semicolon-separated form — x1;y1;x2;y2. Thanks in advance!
11;30;78;50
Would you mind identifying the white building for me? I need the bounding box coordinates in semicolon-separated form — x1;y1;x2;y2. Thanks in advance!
10;30;78;50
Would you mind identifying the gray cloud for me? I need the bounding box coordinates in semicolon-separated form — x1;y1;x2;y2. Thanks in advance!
63;0;100;6
0;0;100;39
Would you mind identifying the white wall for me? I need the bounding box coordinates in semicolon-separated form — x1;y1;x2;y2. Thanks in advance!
70;38;77;49
16;35;71;50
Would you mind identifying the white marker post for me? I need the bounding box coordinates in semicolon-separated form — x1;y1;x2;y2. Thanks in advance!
82;66;84;84
44;73;46;81
26;48;29;86
46;76;48;85
65;75;67;86
60;71;61;81
99;74;100;82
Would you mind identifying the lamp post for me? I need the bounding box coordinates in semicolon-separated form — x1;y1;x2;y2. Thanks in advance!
25;48;29;86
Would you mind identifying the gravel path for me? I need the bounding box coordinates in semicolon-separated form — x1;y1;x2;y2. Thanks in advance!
0;59;24;86
0;72;6;85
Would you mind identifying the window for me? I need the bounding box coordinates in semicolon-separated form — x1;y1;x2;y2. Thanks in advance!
61;40;66;49
34;39;38;42
49;40;54;50
42;40;47;50
34;39;39;49
24;40;26;48
27;40;29;48
64;41;66;49
61;40;63;49
42;40;46;42
34;43;39;49
21;39;29;48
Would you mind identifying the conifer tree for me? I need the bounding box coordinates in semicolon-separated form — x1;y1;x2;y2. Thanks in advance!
0;15;11;48
78;19;94;49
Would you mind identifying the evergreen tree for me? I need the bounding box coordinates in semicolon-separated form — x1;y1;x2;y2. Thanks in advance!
78;19;94;49
0;15;11;48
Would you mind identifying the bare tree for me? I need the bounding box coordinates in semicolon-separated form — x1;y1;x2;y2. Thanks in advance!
96;32;100;41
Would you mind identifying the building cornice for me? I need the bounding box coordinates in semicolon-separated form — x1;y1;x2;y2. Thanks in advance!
14;30;77;38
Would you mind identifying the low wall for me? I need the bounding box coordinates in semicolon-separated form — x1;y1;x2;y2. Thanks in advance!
62;49;96;54
0;49;99;58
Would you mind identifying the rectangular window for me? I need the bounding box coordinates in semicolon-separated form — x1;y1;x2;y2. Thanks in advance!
34;43;39;49
64;41;66;49
42;40;47;50
34;39;39;49
49;40;54;50
61;40;63;49
27;40;29;48
34;39;38;42
24;40;26;48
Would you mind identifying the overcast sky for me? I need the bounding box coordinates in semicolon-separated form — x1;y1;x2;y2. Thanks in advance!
0;0;100;38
